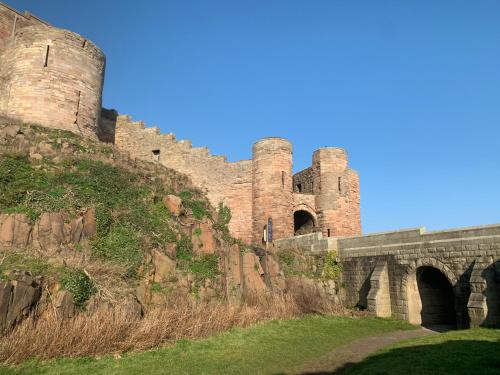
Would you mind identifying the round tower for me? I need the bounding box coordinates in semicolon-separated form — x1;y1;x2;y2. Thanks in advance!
313;147;352;237
0;25;105;139
252;137;294;244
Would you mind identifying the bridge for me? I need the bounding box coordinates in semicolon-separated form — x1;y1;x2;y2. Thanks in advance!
275;224;500;329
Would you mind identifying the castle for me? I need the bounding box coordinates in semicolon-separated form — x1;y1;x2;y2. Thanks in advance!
3;3;498;329
0;2;361;244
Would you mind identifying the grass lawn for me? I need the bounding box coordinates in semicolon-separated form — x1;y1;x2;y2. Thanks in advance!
0;316;413;375
346;327;500;375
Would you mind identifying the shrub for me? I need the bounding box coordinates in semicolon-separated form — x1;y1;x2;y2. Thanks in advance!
189;254;220;280
321;251;342;281
60;268;96;309
90;227;142;272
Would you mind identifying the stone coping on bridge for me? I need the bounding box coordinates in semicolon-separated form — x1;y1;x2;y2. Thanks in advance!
338;223;500;258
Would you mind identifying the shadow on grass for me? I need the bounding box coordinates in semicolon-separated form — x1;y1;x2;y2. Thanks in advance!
300;339;500;375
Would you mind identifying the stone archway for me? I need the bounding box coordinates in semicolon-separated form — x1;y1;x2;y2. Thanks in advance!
293;210;316;235
403;258;458;327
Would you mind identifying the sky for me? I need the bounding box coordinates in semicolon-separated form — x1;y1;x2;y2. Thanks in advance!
9;0;500;234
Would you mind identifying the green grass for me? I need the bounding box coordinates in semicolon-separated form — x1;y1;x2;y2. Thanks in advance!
346;327;500;375
0;316;414;375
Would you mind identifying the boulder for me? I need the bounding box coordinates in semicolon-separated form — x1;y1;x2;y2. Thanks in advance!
0;214;32;248
192;221;216;254
53;290;75;319
224;244;243;302
151;249;176;282
33;212;67;252
242;252;267;293
69;216;84;243
163;195;183;216
82;208;97;238
0;273;42;331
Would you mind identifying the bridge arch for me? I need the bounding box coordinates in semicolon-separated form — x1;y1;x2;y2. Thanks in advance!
402;258;458;328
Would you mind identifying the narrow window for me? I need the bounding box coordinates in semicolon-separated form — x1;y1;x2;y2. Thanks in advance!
338;177;342;193
82;39;87;48
281;171;285;189
296;183;302;193
263;225;268;243
327;229;331;237
311;181;314;191
152;149;160;161
44;45;50;67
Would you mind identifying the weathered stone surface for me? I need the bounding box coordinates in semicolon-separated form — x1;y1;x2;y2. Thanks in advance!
163;195;183;217
224;244;243;301
0;4;105;140
0;273;42;331
82;208;97;238
53;290;75;319
0;282;13;331
339;225;500;328
242;252;266;293
192;221;216;254
0;214;32;248
151;250;176;282
33;212;67;251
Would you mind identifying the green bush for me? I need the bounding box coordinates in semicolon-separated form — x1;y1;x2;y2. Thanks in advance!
277;250;295;267
60;268;96;309
176;235;194;263
90;227;142;272
179;190;210;220
189;254;220;280
321;251;342;281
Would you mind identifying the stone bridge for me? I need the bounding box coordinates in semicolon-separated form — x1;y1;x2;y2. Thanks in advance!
275;224;500;329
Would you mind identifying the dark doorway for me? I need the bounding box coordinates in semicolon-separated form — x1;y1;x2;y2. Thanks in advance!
417;266;456;327
294;210;315;235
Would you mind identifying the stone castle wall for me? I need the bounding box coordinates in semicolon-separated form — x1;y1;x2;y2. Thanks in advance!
0;3;105;139
114;115;254;242
252;138;294;243
0;2;361;245
115;116;361;244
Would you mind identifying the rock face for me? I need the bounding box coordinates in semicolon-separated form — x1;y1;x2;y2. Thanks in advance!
242;252;267;293
0;214;32;248
0;210;96;251
163;195;183;217
192;221;216;254
0;272;42;332
151;249;176;282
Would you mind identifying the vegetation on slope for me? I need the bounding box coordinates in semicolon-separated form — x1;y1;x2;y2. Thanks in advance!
0;123;225;305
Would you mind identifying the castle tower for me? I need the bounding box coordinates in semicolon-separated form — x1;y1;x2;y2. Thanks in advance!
313;147;361;237
252;137;294;244
0;25;105;139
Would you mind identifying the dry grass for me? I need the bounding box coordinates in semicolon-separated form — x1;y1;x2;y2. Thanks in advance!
0;285;349;364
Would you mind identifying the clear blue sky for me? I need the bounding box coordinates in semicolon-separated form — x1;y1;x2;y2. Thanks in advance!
10;0;500;234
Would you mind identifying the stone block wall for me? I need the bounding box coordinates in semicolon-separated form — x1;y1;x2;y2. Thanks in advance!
252;138;294;243
293;167;314;194
0;3;105;139
115;115;254;242
339;225;500;328
312;148;361;237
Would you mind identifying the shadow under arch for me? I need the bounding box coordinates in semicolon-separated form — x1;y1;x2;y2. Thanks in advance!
293;205;317;235
402;258;458;328
482;259;500;327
